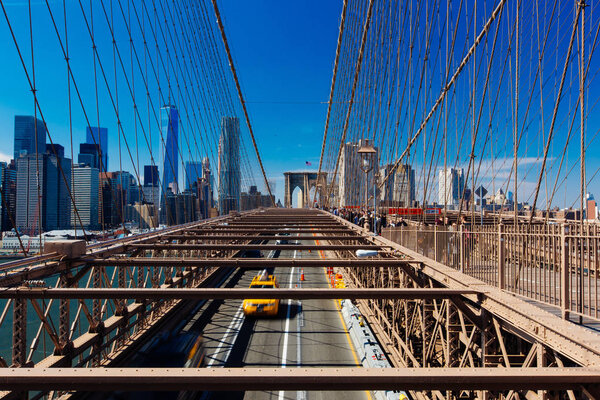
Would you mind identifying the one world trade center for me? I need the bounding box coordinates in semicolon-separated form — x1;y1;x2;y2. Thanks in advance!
161;105;179;200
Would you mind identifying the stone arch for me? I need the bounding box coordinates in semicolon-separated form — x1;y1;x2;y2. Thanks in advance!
284;172;327;208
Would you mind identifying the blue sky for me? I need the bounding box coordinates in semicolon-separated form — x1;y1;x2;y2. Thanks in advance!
1;1;599;209
0;0;341;203
218;1;342;199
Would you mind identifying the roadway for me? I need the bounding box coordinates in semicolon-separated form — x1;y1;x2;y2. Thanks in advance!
199;235;369;400
107;235;370;400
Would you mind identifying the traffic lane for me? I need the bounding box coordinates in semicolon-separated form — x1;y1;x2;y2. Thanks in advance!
243;239;367;400
241;246;297;364
212;245;296;400
203;237;368;400
296;241;368;400
242;242;302;400
203;240;282;367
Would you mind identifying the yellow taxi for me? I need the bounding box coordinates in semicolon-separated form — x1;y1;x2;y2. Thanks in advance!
242;270;280;317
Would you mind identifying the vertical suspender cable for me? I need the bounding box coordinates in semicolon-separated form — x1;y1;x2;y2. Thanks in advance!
314;0;348;208
528;3;583;224
378;0;507;193
513;0;520;226
579;0;586;319
210;0;274;206
325;0;375;207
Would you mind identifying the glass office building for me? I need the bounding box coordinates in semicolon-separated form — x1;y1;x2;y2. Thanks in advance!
160;105;179;199
14;116;46;159
217;117;241;214
185;161;203;190
86;127;108;172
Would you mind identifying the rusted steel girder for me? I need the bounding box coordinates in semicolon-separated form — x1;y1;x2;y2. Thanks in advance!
213;220;342;228
183;229;353;234
163;235;368;241
231;218;334;222
89;258;412;267
207;223;344;227
0;367;598;392
0;253;60;273
127;244;383;251
0;288;478;300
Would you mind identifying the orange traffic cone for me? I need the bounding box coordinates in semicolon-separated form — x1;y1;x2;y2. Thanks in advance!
300;269;305;281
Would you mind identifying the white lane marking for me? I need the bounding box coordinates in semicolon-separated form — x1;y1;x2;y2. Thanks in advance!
182;268;236;333
278;247;297;400
296;275;306;400
207;247;277;367
206;301;244;367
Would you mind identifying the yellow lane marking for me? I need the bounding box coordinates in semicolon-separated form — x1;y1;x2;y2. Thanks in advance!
314;236;373;400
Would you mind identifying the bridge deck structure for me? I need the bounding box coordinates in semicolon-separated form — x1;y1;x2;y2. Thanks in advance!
0;209;599;400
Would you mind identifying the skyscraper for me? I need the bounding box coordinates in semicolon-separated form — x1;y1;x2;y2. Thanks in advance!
0;162;5;230
144;165;159;187
14;116;46;159
185;161;203;190
46;144;72;230
338;141;379;208
16;147;71;234
143;165;160;211
161;105;179;199
16;155;43;233
438;167;465;207
86;127;108;172
202;157;214;207
1;161;16;232
381;164;415;207
112;171;137;205
99;172;126;226
218;117;241;214
71;164;99;230
78;143;101;169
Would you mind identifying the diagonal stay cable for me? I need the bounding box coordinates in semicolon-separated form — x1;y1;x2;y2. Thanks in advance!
324;0;375;207
314;0;348;207
377;0;507;194
528;2;583;224
209;0;274;206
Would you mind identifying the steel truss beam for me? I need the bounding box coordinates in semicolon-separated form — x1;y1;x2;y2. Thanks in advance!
163;235;368;241
182;229;353;233
0;367;598;392
330;213;600;370
127;244;384;251
0;288;478;300
89;258;412;267
230;222;337;225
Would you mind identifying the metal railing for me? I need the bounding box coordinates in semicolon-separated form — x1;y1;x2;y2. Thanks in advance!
383;224;600;322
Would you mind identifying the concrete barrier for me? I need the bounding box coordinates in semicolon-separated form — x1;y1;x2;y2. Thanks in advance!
341;299;409;400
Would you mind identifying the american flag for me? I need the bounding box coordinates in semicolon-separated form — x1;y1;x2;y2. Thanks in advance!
305;161;312;166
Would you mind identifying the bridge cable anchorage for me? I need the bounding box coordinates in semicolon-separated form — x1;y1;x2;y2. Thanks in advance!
209;0;274;206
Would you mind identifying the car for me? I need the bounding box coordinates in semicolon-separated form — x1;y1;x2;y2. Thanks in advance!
242;270;280;317
241;249;263;258
184;335;206;368
275;232;291;245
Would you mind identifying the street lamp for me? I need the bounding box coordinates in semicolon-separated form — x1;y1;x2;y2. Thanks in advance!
358;139;376;231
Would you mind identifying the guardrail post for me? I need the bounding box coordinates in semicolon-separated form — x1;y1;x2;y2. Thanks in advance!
459;225;464;273
434;225;438;261
560;224;570;320
498;224;505;290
